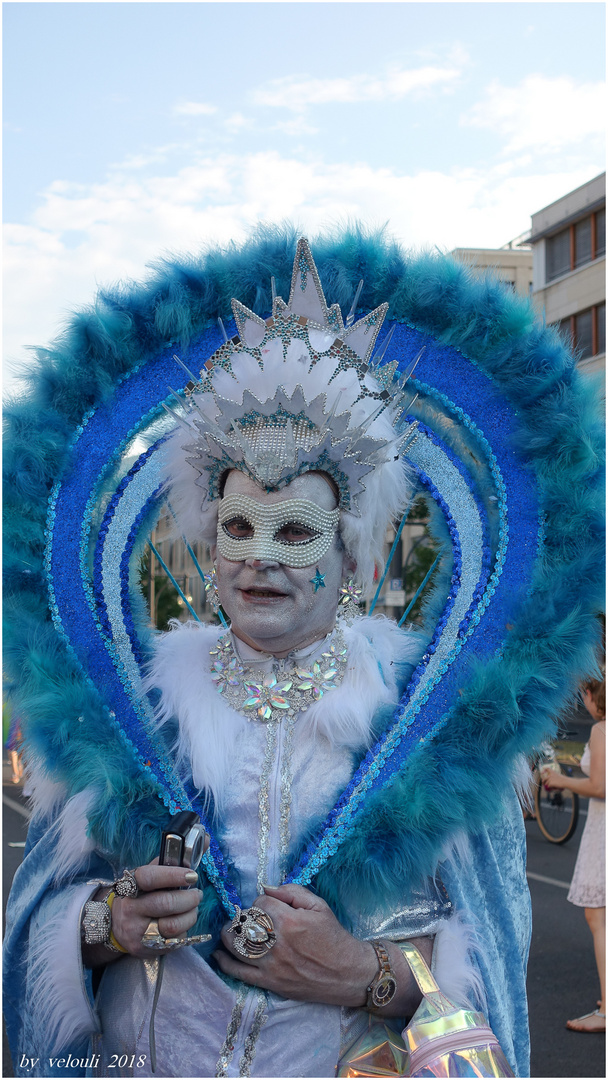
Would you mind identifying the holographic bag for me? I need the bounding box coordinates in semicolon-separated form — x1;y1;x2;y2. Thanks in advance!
338;942;513;1078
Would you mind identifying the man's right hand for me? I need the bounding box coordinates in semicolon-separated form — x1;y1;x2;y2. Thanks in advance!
82;859;203;965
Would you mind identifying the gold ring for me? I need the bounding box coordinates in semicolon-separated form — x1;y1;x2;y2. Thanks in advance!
141;919;211;951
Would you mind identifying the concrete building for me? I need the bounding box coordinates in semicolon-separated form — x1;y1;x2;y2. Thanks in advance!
450;242;533;297
530;173;605;376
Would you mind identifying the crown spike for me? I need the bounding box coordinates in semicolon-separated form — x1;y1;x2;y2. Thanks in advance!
396;347;425;389
370;325;395;367
231;299;266;349
167;385;189;412
342;303;389;364
161;401;194;431
287;238;330;325
190;399;222;431
218;317;229;344
346;280;364;328
346;402;387;450
229;419;248;452
317;390;345;438
173;354;199;385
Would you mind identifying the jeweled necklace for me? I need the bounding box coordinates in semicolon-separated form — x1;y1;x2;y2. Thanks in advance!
209;626;348;722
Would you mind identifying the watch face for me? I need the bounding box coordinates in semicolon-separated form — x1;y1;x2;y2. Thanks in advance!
373;975;397;1008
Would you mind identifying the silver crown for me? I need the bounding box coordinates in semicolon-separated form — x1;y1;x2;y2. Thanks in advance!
164;238;419;514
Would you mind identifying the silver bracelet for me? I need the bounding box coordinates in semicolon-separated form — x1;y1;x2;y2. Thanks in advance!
81;893;122;952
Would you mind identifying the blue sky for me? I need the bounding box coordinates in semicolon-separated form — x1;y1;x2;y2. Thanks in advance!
4;2;605;384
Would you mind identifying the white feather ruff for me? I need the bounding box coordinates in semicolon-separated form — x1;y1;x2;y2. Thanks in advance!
23;753;68;823
28;882;101;1054
431;913;488;1010
50;788;98;883
161;340;413;596
142;615;421;815
510;752;535;811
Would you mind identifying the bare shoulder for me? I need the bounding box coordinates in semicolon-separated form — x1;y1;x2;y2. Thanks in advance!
590;720;606;744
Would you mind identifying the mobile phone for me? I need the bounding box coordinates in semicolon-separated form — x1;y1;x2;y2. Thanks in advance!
159;811;207;871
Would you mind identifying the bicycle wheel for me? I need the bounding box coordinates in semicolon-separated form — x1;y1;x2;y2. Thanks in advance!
534;774;580;844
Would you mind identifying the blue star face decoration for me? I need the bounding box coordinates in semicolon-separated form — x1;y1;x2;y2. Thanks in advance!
309;568;326;592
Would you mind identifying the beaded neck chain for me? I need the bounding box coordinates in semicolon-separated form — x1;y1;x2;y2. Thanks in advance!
209;626;348;722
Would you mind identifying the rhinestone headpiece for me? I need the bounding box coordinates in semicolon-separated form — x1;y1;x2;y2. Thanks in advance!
165;238;418;516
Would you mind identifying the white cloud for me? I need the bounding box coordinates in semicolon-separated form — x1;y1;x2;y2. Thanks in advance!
463;75;606;154
253;64;462;111
273;116;319;138
173;101;218;117
4;150;602;391
225;113;249;133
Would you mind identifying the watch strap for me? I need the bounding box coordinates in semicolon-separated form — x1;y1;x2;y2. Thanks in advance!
366;939;397;1010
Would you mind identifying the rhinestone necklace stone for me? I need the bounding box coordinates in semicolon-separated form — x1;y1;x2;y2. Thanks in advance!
209;627;349;722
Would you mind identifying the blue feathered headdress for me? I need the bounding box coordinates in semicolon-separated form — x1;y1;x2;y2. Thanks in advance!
3;224;604;919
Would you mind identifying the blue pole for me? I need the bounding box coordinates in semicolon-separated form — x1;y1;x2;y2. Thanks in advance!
148;541;200;622
166;502;228;627
397;553;441;627
368;497;414;615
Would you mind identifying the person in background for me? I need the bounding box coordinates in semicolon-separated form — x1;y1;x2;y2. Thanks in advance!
3;699;23;785
542;677;606;1033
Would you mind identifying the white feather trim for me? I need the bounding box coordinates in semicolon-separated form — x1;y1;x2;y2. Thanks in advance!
141;621;241;813
297;615;419;747
142;615;421;815
28;882;101;1054
432;913;487;1010
48;788;97;884
20;762;96;882
23;753;68;823
510;752;535;811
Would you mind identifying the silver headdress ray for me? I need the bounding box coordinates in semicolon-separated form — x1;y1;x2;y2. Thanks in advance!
163;238;419;592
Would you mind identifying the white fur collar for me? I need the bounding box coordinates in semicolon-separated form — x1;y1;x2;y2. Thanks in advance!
143;615;421;814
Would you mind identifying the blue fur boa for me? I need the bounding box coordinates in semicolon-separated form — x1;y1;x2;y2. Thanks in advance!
3;225;604;919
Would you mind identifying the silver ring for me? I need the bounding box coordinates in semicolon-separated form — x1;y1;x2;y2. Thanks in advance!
226;906;276;959
114;869;139;899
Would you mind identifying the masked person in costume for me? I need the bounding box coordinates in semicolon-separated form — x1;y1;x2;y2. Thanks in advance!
3;232;604;1079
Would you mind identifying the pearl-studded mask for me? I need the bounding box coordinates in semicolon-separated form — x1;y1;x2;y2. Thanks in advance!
217;493;340;568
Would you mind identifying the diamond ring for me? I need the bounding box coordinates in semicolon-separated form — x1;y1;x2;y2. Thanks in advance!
113;869;139;898
226;906;277;959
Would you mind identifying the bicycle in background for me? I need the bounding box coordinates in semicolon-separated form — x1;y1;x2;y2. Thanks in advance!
530;742;580;844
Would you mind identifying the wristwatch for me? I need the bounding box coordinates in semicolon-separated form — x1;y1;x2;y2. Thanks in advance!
366;939;398;1010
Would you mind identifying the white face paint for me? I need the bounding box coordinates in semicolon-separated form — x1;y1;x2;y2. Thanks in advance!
217;494;340;568
214;471;354;657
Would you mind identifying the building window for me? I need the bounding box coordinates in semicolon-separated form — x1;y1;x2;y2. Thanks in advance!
574;217;592;268
547;228;571;281
596;208;606;258
555;303;606;361
575;309;593;359
546;209;606;282
597;302;606;356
